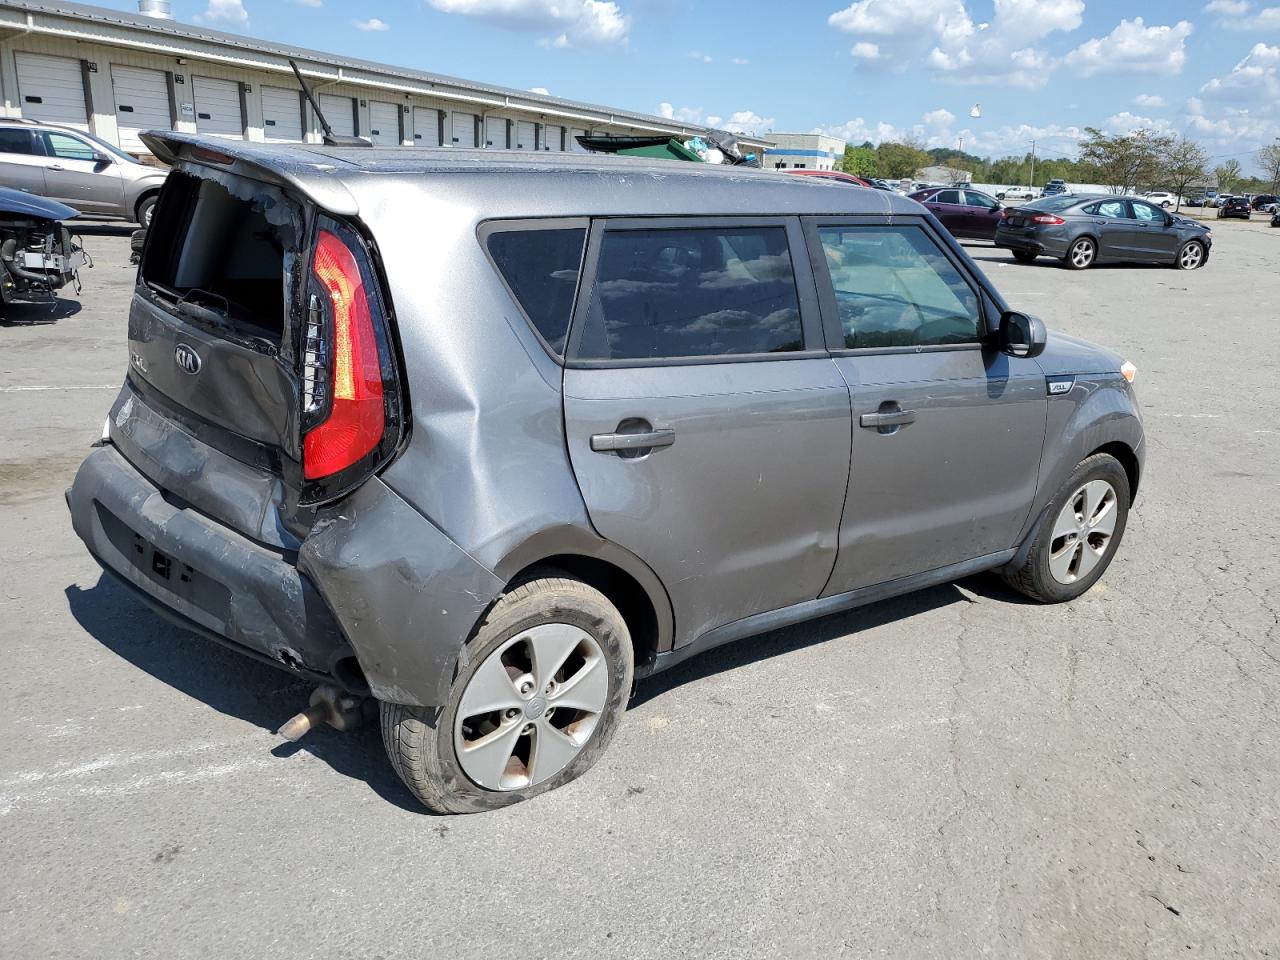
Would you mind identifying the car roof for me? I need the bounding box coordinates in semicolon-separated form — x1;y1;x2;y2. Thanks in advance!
142;131;924;219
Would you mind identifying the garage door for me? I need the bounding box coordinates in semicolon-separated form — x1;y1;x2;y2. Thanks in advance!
451;111;476;148
15;52;88;129
483;116;507;149
261;85;303;142
318;94;355;138
570;128;589;153
514;121;536;150
542;124;564;151
111;65;171;153
368;101;400;146
412;107;440;147
192;76;243;138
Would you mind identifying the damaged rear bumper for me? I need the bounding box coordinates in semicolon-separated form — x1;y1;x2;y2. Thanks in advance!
68;444;503;707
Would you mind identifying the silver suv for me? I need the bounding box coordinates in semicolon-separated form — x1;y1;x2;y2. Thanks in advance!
68;132;1145;813
0;119;168;226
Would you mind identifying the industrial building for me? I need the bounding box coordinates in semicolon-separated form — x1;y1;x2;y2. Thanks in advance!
0;0;769;159
762;133;843;171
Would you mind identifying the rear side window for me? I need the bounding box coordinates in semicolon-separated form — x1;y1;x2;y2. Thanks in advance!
0;129;36;155
574;225;803;361
486;227;586;355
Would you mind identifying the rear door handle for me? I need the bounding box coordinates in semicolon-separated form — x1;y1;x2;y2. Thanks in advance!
48;164;64;171
859;409;917;428
590;428;675;453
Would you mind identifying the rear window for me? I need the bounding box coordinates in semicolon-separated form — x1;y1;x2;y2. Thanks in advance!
0;128;36;155
1023;196;1079;214
141;170;299;342
486;226;586;355
573;225;803;361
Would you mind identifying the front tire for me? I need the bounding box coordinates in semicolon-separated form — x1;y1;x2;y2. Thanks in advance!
382;573;633;813
1064;236;1096;270
1002;453;1131;603
1176;240;1205;270
135;194;158;229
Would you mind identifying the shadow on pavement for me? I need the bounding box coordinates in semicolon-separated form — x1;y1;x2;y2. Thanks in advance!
0;297;82;325
71;222;138;237
65;573;423;814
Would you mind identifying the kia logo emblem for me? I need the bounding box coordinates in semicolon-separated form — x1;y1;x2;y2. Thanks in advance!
174;343;201;375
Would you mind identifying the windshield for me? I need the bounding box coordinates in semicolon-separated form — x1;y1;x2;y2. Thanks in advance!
1023;196;1081;213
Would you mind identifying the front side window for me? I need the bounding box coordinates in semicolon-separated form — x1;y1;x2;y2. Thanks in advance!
817;225;982;349
1131;201;1162;223
966;191;997;208
0;129;36;155
486;226;586;355
574;225;804;361
43;132;96;162
932;189;962;205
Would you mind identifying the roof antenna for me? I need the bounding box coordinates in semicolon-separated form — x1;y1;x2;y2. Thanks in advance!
289;59;370;147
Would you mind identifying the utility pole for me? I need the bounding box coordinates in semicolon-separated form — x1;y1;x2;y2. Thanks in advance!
1028;140;1037;189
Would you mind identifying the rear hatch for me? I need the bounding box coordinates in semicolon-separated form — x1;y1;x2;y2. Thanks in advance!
119;149;404;546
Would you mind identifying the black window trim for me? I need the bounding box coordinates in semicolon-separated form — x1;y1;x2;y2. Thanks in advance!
564;215;826;370
0;126;42;156
477;216;590;364
801;214;994;357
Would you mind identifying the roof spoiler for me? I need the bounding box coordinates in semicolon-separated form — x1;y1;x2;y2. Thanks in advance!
138;130;360;216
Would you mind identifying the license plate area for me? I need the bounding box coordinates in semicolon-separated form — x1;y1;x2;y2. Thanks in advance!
1010;218;1026;227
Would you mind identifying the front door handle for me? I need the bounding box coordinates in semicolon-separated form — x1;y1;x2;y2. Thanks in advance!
859;409;917;429
48;164;65;171
591;428;675;453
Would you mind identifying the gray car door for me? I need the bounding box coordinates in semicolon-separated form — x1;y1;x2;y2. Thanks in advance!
562;217;852;644
38;130;125;215
805;217;1047;592
1127;199;1181;262
0;127;48;195
1085;198;1133;260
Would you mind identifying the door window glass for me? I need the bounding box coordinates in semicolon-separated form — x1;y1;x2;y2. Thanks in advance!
1131;201;1162;223
1089;200;1127;219
932;190;962;205
817;225;982;349
0;129;36;155
486;227;586;355
43;132;97;161
966;191;997;208
575;225;803;360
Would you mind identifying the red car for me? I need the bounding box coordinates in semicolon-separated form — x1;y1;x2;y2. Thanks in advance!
909;187;1006;241
786;170;872;188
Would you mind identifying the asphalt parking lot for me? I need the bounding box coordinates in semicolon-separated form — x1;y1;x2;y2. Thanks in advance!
2;221;1278;959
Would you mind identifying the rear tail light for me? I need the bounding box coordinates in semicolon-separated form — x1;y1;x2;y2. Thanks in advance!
300;223;402;497
1031;214;1065;225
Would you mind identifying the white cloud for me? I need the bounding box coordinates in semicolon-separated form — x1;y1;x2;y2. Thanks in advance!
1205;0;1249;14
1102;112;1174;136
528;86;551;95
429;0;629;47
1204;1;1280;29
292;0;321;6
657;102;706;124
354;17;389;30
1133;93;1166;107
730;57;750;65
1065;18;1193;76
817;111;1084;157
689;50;713;63
828;0;1085;89
705;111;775;136
197;0;248;25
1199;42;1280;106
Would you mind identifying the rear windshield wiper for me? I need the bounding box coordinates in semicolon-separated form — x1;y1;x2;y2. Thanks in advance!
175;288;244;328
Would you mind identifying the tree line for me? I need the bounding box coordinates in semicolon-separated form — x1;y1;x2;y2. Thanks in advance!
840;130;1280;205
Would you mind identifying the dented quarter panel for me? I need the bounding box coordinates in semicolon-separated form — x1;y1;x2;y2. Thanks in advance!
298;477;504;707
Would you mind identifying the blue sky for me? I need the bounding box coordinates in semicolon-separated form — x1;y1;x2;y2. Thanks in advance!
108;0;1280;173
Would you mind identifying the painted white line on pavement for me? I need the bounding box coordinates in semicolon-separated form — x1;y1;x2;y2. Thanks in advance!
0;384;118;393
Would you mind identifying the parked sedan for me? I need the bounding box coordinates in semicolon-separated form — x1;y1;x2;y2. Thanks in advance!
786;170;872;188
909;187;1006;240
1217;196;1252;219
995;195;1212;270
1251;194;1278;212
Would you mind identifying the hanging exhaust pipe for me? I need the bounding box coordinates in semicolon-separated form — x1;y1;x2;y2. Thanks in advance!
277;685;372;741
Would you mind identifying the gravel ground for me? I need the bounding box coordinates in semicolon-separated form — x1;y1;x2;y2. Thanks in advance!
1;220;1277;959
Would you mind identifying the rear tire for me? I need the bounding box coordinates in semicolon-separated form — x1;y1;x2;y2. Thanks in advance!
1063;236;1096;270
382;573;633;814
1012;249;1038;263
1002;453;1130;604
135;195;157;229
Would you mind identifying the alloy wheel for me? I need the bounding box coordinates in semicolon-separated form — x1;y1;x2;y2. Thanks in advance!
1179;243;1203;269
1069;239;1095;269
453;623;609;791
1048;479;1118;584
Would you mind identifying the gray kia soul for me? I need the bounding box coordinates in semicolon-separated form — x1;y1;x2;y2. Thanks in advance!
68;133;1144;813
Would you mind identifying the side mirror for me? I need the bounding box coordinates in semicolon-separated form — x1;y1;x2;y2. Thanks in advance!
1164;212;1176;226
92;151;112;165
998;310;1047;359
